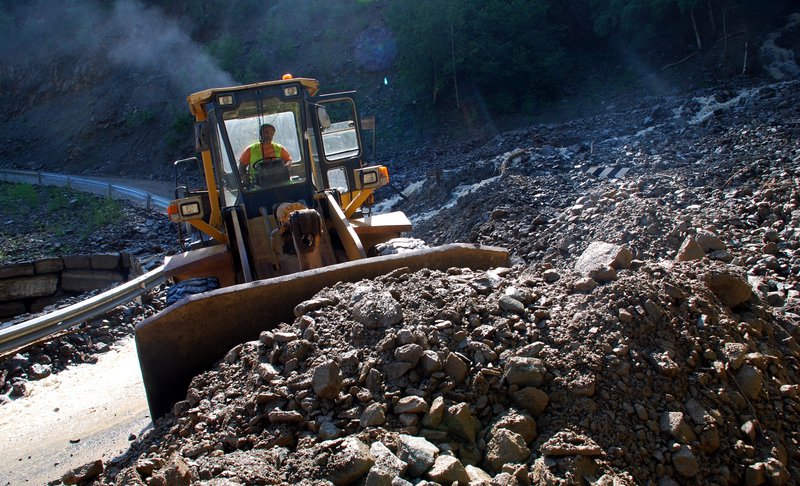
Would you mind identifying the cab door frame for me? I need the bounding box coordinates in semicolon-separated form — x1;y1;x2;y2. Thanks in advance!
309;93;365;195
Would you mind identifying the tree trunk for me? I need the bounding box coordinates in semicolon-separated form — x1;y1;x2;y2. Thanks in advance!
432;57;438;105
690;9;703;51
451;23;460;110
707;0;717;35
742;41;748;74
722;1;728;60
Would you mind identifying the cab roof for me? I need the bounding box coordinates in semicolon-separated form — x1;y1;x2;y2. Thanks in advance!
187;77;320;118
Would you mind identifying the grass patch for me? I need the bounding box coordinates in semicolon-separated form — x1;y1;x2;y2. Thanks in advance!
0;183;39;215
89;198;123;231
0;182;127;254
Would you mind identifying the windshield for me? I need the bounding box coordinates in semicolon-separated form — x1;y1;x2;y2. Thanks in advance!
221;100;306;191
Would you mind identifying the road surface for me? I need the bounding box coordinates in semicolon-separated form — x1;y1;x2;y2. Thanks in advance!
0;337;150;485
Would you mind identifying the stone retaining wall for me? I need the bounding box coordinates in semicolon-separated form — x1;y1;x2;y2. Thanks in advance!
0;253;136;318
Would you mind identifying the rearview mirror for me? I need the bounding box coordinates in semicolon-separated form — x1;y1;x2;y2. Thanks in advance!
318;107;331;129
194;121;210;151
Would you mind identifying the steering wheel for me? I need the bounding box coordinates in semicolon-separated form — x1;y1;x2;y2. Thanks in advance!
252;157;284;170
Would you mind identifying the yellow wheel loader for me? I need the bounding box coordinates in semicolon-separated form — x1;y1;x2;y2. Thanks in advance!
135;76;508;418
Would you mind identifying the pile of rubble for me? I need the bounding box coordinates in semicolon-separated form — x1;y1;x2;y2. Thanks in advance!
53;77;800;484
101;242;798;484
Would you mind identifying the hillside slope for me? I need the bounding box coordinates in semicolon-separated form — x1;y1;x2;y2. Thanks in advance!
1;1;798;182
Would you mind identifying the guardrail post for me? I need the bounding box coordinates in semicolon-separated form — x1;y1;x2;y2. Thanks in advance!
38;172;42;185
146;194;152;211
107;184;112;198
67;177;71;189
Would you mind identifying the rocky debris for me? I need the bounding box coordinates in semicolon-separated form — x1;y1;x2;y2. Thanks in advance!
62;459;103;485
6;77;800;484
704;269;754;308
98;249;800;484
0;291;167;400
574;241;633;282
0;182;176;268
676;236;706;261
0;183;177;399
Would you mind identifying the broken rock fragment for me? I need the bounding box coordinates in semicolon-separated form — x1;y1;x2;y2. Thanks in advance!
704;270;752;308
352;291;403;328
676;236;705;261
575;241;633;282
318;437;375;485
427;455;470;485
313;360;343;399
484;428;531;473
62;459;104;485
397;434;439;477
503;356;546;387
695;229;727;252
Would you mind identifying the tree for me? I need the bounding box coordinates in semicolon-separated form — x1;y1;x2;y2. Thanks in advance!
386;0;465;105
386;0;567;113
460;0;566;112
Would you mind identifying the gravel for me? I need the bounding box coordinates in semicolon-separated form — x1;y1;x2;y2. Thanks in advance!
5;78;800;485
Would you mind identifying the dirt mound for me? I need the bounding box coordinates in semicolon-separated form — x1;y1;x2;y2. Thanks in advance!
100;256;798;484
64;78;800;485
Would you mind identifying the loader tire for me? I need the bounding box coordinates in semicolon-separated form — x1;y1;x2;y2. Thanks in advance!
166;277;221;306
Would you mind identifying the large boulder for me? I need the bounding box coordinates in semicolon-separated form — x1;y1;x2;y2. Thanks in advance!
575;242;633;282
704;270;753;308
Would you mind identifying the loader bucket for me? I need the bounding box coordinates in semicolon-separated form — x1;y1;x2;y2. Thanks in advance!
136;243;509;418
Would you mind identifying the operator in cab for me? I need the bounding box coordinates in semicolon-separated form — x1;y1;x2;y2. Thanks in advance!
239;123;293;185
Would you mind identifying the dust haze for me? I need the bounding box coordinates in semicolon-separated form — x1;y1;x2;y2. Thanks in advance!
1;0;235;95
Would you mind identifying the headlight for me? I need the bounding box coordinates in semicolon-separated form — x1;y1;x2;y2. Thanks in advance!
355;166;389;190
167;196;205;223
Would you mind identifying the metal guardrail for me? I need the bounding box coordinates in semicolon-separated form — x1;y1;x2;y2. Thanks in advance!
0;267;166;355
0;169;172;356
0;168;170;210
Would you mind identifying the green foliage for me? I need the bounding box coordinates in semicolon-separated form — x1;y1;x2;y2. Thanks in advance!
0;6;12;33
386;0;464;104
46;188;69;213
0;183;39;214
125;109;156;129
676;0;703;13
166;107;195;152
88;198;123;231
207;33;242;78
260;17;294;65
387;0;567;113
0;183;125;246
588;0;673;37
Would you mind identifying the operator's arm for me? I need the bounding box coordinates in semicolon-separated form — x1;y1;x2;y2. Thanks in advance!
280;146;292;168
239;149;251;182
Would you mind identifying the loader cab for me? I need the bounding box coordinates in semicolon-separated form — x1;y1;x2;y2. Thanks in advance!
208;89;313;219
199;78;367;220
171;76;384;282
